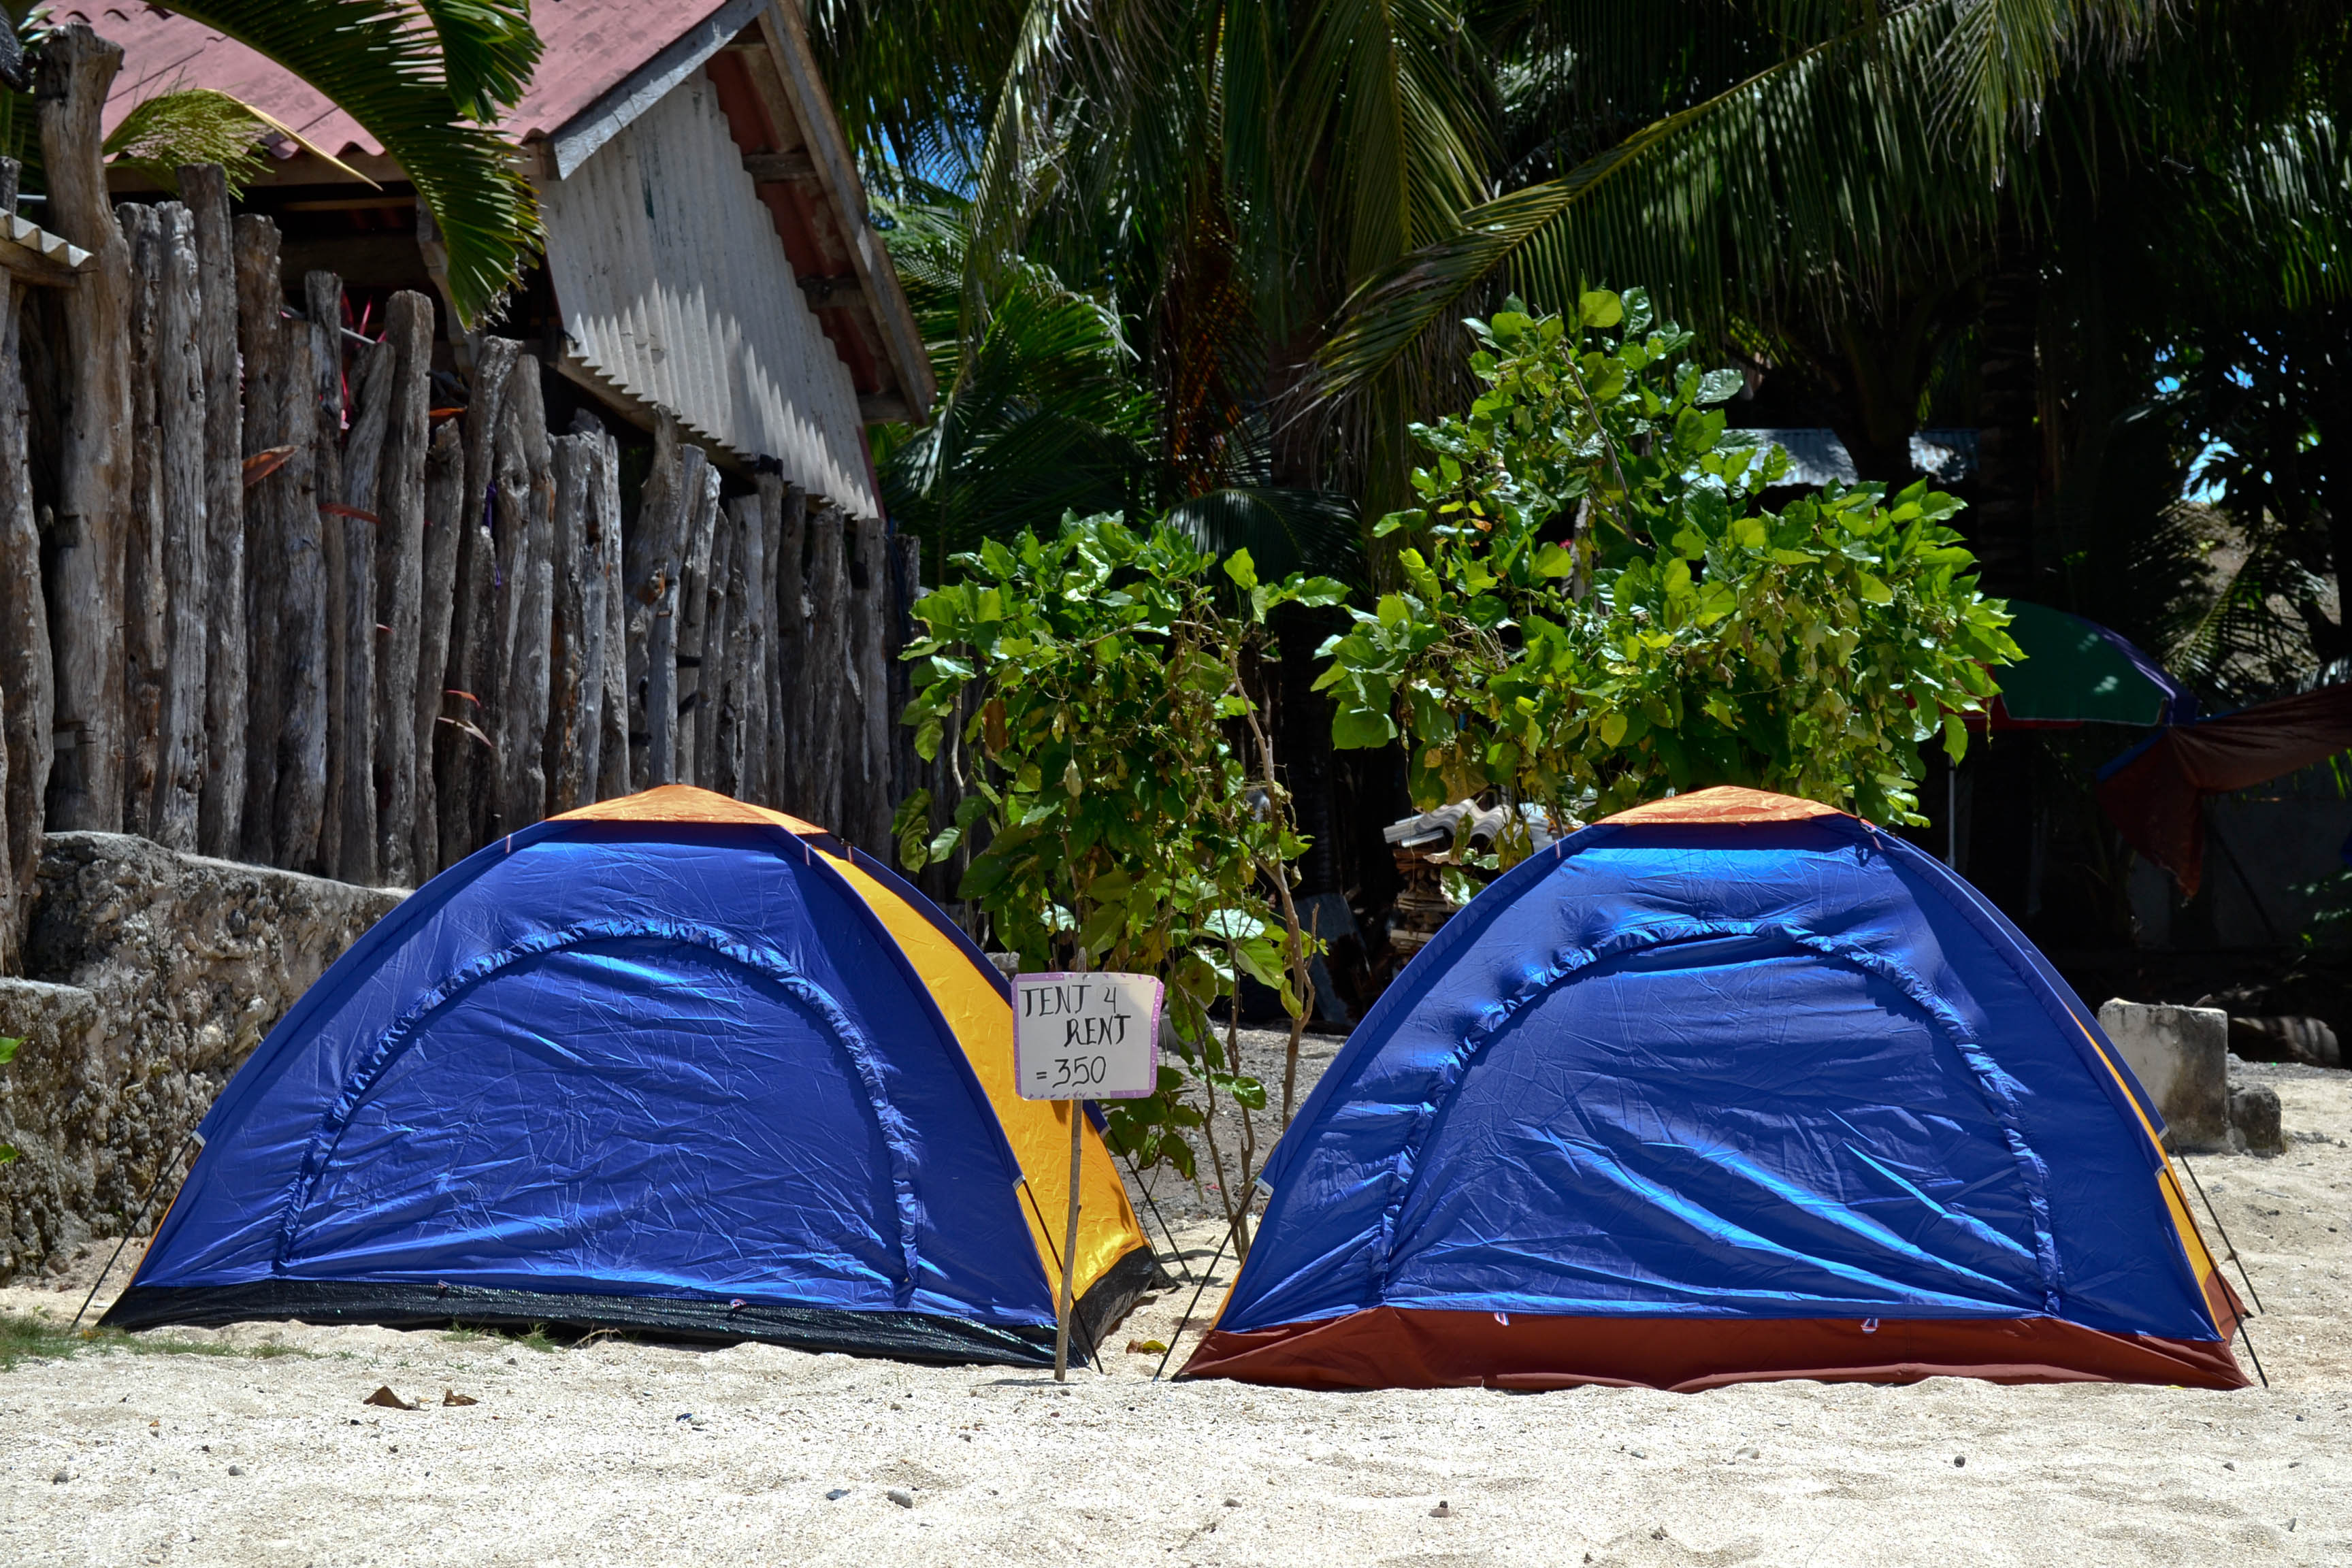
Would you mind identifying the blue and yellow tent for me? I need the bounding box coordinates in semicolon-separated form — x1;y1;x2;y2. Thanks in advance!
105;787;1154;1366
1186;787;2246;1391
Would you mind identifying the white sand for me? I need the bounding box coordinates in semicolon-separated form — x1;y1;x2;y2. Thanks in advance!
3;1039;2347;1567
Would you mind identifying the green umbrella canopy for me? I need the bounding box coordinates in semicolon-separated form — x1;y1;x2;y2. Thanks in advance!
1994;603;2193;728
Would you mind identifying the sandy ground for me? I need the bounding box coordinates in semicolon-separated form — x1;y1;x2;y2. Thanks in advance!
3;1036;2348;1568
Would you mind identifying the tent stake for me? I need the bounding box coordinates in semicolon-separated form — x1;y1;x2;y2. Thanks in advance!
2177;1152;2266;1314
71;1130;201;1333
1154;1220;1237;1382
1120;1148;1194;1285
1053;1104;1083;1382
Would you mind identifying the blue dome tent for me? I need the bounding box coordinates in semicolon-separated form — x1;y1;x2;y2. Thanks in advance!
103;787;1154;1366
1184;787;2247;1392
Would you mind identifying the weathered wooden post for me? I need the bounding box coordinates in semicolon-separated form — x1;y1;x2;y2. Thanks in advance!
546;412;612;812
851;511;892;853
182;163;244;860
674;457;720;786
696;495;736;792
149;203;210;851
774;484;809;813
336;327;393;886
744;474;783;806
414;419;464;877
279;270;339;873
642;446;703;789
437;336;520;864
804;502;848;832
232;215;289;864
591;426;630;804
622;416;681;794
493;357;553;832
37;24;133;834
0;165;55;971
719;494;764;802
373;292;433;885
120;202;164;837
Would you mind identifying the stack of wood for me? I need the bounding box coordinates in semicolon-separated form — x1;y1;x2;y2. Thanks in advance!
0;27;924;974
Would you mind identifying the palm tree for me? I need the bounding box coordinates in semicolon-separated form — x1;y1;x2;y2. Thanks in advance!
5;1;542;323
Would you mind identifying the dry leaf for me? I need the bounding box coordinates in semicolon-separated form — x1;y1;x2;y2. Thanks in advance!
242;445;297;486
1126;1339;1167;1354
442;1389;478;1407
362;1386;416;1411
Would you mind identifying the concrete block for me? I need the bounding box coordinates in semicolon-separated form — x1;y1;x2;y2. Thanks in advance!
2097;999;2230;1152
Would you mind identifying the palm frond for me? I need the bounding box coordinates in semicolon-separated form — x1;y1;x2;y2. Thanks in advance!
1316;0;2184;395
153;1;544;325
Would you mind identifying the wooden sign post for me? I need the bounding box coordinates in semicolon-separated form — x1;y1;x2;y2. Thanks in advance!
1012;970;1162;1381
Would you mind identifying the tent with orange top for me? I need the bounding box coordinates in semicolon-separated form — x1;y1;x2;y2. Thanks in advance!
1182;786;2248;1392
103;787;1156;1365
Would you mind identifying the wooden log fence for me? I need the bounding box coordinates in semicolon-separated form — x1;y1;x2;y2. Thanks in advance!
0;25;944;972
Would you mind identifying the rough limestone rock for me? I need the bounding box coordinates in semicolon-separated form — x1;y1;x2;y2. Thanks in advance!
2227;1079;2285;1157
0;977;104;1277
2098;998;2230;1152
0;832;403;1281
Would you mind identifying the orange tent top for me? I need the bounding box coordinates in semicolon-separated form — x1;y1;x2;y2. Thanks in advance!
554;785;828;837
1600;786;1849;828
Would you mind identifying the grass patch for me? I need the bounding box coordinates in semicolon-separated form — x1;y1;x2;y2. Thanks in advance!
1;1311;314;1371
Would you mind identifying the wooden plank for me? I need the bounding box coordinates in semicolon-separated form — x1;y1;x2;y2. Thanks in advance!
772;483;807;813
182;163;245;860
590;424;630;804
232;215;287;864
851;510;892;854
413;418;463;878
148;203;209;852
438;336;521;860
336;327;393;885
644;448;708;788
35;24;133;833
494;356;554;833
622;413;680;792
0;275;52;971
674;457;721;785
544;428;595;812
120;201;163;837
803;502;847;832
741;148;819;184
373;291;431;885
694;493;735;790
302;270;344;876
267;272;333;872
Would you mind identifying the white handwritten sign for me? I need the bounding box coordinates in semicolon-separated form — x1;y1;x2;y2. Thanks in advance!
1012;972;1162;1100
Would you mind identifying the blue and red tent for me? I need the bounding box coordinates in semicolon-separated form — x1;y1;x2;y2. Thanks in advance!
1184;787;2246;1392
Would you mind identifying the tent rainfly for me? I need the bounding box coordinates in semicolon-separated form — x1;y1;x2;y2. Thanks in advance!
1183;787;2247;1392
105;787;1154;1365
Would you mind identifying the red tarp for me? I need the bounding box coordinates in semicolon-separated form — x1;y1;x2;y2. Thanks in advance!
2095;683;2352;898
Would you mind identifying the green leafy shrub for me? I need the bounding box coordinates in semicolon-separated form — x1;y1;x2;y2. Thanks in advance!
895;515;1344;1245
1317;291;2019;840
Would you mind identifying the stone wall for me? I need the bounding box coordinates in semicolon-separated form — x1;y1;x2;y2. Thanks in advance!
0;832;402;1281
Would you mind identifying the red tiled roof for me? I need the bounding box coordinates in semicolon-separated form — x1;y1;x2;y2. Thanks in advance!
61;0;739;159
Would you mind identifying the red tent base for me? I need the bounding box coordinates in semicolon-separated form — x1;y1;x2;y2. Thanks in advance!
1182;1307;2249;1392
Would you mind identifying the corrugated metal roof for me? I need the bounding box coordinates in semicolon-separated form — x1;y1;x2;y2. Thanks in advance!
544;65;875;512
65;0;744;159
